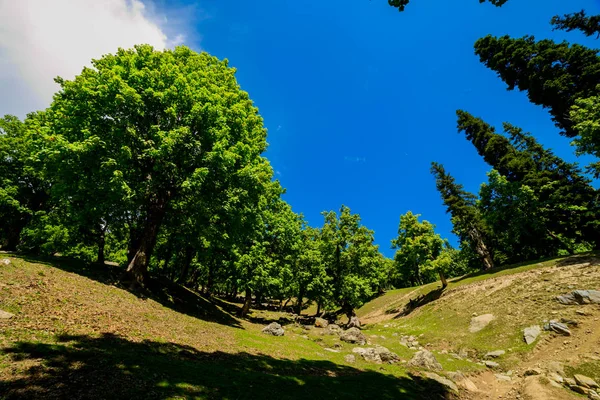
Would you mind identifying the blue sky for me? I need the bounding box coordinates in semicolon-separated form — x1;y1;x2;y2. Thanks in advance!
1;0;598;258
183;0;600;257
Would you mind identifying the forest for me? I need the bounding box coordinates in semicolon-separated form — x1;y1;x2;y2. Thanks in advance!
1;2;600;322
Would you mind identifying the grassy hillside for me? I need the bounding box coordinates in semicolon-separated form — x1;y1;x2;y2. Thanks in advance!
1;253;599;399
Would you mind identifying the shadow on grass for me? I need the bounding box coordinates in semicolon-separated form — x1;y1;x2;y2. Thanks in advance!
13;253;242;329
1;333;454;400
390;287;446;318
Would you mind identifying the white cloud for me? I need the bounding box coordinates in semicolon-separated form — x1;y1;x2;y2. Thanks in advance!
0;0;186;117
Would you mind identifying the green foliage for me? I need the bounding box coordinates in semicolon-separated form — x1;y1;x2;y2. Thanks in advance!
552;10;600;38
391;212;444;286
457;110;600;254
474;35;600;137
319;205;385;317
0;114;49;250
430;162;495;270
571;93;600;178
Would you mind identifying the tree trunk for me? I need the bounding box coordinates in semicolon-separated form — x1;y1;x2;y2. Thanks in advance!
439;271;448;289
123;196;168;286
296;287;305;315
177;246;194;284
240;289;252;317
96;229;106;265
315;301;321;317
469;226;494;270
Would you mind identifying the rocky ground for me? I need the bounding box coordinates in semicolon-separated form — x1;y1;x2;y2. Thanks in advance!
1;253;599;399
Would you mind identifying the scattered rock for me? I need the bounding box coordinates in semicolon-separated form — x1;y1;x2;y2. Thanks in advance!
0;310;14;319
576;310;588;316
352;346;400;364
352;347;381;363
575;374;599;389
408;350;442;371
561;318;579;326
323;348;339;353
326;324;340;335
565;378;577;386
557;290;600;305
0;259;10;266
262;322;285;336
314;317;329;328
399;335;419;349
485;350;506;359
424;372;458;393
548;372;564;384
571;385;590;395
457;377;479;392
344;354;356;363
495;374;512;382
523;325;541;344
544;320;571;336
375;346;400;363
589;390;600;400
447;371;465;381
524;368;542;376
469;314;495;333
340;327;367;345
485;361;500;369
347;316;361;329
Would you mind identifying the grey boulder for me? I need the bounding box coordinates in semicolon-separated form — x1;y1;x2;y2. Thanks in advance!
262;322;285;336
340;327;367;345
408;350;443;371
556;290;600;305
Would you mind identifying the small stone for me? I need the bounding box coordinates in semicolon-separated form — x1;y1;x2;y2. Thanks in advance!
544;320;571;336
495;374;511;382
576;310;588;316
314;317;329;328
523;325;541;344
262;322;285;336
565;377;577;386
485;361;500;368
547;372;564;383
589;390;600;400
457;377;478;392
424;372;458;393
344;354;356;363
485;350;506;358
575;374;599;389
524;368;542;376
340;327;367;345
469;314;495;333
323;348;339;353
408;350;443;371
0;310;14;319
0;258;10;266
571;385;590;395
347;315;361;329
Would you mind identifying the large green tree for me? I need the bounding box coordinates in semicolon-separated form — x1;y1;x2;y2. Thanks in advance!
391;211;446;287
41;45;270;285
319;205;385;319
457;110;600;251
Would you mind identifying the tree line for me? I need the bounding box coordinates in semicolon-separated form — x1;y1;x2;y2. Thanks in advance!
1;9;599;319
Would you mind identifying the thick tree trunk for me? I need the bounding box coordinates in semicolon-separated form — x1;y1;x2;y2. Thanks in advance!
123;196;168;286
439;271;448;289
240;289;252;317
315;301;321;317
